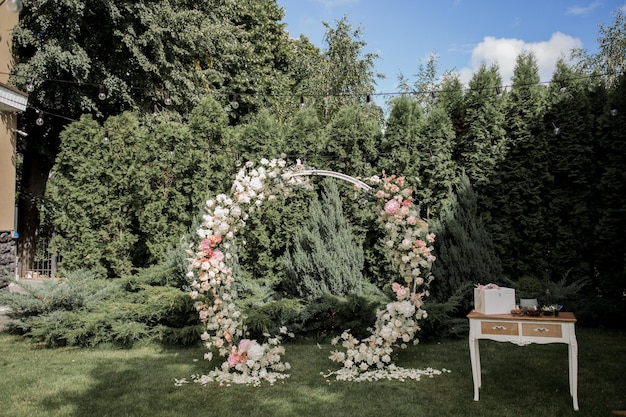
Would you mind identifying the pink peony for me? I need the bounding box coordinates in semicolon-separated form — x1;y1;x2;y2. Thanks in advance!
384;199;401;214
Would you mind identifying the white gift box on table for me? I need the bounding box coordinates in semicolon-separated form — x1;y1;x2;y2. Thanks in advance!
474;285;516;315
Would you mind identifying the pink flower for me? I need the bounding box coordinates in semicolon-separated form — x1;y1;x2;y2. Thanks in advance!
238;339;252;352
396;287;407;300
427;233;436;243
392;282;408;300
210;249;224;263
228;351;243;366
384;199;401;214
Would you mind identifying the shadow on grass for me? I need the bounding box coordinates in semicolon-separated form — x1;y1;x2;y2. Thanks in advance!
30;327;626;417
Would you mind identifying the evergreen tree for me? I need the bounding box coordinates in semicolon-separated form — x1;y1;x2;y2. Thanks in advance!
593;72;626;298
284;105;325;168
431;173;503;309
437;72;466;163
47;110;213;276
378;95;423;177
282;180;364;300
321;104;381;178
415;106;457;219
48;114;143;277
136;114;212;265
234;108;285;163
485;52;551;278
543;60;597;281
10;0;296;275
460;64;507;188
187;96;234;195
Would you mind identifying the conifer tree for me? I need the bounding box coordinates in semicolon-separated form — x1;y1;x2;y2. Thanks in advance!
437;73;466;161
284;106;325;168
485;52;550;278
460;64;507;188
431;173;503;309
543;61;597;281
415;106;458;219
593;72;626;297
321;104;381;178
378;95;423;177
282;180;365;300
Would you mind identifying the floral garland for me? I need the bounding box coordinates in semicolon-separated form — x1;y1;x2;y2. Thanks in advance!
325;174;441;381
179;159;446;387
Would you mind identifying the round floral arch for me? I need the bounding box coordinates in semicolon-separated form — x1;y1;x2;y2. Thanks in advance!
180;158;447;387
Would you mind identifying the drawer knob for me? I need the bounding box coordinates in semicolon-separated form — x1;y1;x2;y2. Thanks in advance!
534;327;549;332
493;325;507;330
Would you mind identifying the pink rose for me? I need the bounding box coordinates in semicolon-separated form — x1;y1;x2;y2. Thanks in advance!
384;199;401;214
210;249;224;263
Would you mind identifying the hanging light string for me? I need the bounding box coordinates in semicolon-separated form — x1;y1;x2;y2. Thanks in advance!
2;69;620;126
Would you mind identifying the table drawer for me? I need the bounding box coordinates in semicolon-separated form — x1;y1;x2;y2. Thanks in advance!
481;321;519;336
522;323;562;338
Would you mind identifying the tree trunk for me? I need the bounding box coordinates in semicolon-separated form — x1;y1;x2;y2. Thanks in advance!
17;147;51;278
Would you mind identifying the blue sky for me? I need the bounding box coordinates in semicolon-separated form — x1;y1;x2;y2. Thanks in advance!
276;0;625;95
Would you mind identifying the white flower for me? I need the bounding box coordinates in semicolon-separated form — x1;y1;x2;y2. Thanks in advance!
247;343;265;362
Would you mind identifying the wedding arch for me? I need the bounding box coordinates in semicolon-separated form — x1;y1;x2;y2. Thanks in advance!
180;158;446;386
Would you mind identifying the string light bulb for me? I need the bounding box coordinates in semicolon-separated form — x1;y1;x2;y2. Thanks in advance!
98;85;107;100
552;122;560;135
230;93;239;109
163;89;172;106
26;77;35;93
103;129;109;144
35;111;44;126
611;109;618;116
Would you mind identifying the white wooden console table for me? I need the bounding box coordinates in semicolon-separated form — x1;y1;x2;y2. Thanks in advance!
467;310;579;411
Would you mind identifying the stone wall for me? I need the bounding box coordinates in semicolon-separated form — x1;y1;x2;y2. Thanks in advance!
0;230;17;280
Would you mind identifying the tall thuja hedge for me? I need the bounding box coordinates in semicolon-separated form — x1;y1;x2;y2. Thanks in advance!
460;64;507;189
49;114;142;277
415;105;457;220
48;110;212;276
543;61;597;281
321;103;382;178
430;173;503;310
484;52;551;279
282;179;365;300
594;72;626;300
378;94;423;177
187;96;233;195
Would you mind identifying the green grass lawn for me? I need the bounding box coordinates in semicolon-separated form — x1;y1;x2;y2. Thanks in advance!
1;326;624;417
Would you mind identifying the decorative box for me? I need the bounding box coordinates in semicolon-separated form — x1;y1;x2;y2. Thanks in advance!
474;286;516;315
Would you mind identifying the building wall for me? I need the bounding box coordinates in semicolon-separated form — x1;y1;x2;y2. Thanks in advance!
0;8;20;277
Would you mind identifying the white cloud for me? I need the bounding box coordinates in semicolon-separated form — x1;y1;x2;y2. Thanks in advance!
566;1;603;16
455;32;583;86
